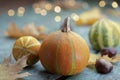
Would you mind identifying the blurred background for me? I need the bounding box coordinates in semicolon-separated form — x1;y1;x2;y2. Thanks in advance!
0;0;120;55
0;0;120;79
0;0;120;51
0;0;120;30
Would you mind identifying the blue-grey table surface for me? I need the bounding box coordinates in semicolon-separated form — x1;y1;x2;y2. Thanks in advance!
0;6;120;80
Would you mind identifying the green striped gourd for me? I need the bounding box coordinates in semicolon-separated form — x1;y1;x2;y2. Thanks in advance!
89;18;120;50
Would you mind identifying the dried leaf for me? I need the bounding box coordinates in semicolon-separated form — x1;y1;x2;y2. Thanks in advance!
6;22;23;38
88;53;100;65
100;55;112;62
0;55;31;80
75;8;105;26
6;22;48;40
87;53;100;70
101;54;120;64
87;53;120;69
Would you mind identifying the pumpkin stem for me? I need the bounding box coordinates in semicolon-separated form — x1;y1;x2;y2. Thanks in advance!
61;17;71;32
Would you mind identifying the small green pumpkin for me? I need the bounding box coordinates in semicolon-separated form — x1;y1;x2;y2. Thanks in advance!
89;18;120;50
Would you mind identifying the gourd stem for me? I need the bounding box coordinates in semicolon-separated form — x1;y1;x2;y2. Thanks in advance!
61;17;71;32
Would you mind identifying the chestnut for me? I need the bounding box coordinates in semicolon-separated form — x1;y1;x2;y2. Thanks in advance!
95;58;113;74
100;47;117;58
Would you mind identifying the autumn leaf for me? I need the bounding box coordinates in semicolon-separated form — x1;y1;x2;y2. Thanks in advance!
0;55;31;80
75;8;105;26
88;53;100;65
6;22;48;40
101;54;120;64
87;53;120;69
87;53;100;70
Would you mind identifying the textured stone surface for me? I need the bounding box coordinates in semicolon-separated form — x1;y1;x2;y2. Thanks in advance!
0;6;120;80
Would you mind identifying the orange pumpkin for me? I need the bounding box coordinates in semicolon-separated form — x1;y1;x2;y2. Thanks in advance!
39;17;90;75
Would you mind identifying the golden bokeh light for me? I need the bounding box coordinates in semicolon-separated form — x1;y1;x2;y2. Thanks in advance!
54;6;61;13
8;9;15;16
41;9;47;16
45;3;52;10
71;13;79;21
54;16;61;22
99;0;106;7
34;8;41;14
17;7;25;16
112;1;118;8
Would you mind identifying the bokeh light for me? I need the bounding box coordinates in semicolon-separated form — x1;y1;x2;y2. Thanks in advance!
112;1;118;8
17;7;25;16
99;0;106;7
71;13;79;21
45;3;52;10
34;8;41;14
54;6;61;13
41;9;47;16
54;16;61;22
8;9;15;16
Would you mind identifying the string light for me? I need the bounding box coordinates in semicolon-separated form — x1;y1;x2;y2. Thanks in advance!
8;9;15;16
34;8;41;14
71;13;79;21
99;0;106;7
54;6;61;13
54;16;61;22
41;9;47;16
45;3;52;10
112;1;118;8
17;7;25;16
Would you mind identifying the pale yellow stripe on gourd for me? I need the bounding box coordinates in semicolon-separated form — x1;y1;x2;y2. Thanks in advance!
90;21;98;46
110;19;120;31
109;20;115;47
97;20;103;48
114;23;120;42
104;20;113;47
27;43;40;48
20;36;40;48
13;45;22;49
24;37;31;46
106;20;113;46
110;20;120;39
20;37;24;47
68;33;76;75
71;32;89;62
27;49;37;55
14;36;39;55
13;45;37;55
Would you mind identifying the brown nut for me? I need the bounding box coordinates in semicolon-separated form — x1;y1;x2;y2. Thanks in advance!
95;58;113;74
101;47;117;58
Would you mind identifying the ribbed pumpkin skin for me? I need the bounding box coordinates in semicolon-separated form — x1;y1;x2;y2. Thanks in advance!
39;31;90;75
89;19;120;50
13;36;41;66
